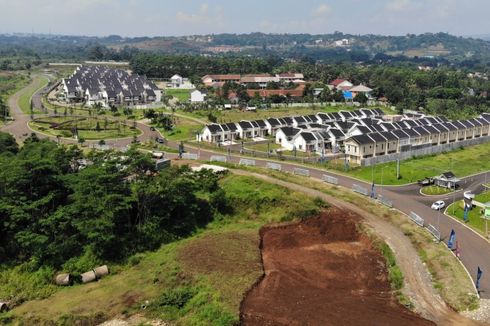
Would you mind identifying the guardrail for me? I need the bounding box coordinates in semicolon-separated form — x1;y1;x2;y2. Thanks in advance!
426;224;441;241
182;153;198;160
352;184;369;196
266;162;282;171
210;155;227;163
322;175;339;185
409;212;425;227
293;168;310;177
239;158;256;166
377;195;393;208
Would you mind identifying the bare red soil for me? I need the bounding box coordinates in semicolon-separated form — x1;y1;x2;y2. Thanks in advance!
240;208;435;326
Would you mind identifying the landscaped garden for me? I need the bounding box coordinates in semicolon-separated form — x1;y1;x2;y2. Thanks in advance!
420;185;454;196
446;191;490;236
29;115;141;140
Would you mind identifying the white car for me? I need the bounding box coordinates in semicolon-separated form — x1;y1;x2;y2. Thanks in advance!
431;200;446;210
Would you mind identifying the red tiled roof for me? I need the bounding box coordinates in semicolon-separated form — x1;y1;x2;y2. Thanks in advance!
330;79;346;86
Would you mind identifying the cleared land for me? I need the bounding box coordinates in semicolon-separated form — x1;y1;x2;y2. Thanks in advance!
241;208;434;325
343;143;490;185
29;116;141;140
218;164;479;313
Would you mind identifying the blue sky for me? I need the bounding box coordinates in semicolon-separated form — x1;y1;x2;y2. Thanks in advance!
0;0;488;37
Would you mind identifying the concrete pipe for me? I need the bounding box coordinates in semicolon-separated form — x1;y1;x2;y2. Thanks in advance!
0;302;8;312
55;273;71;286
80;270;97;284
93;265;109;279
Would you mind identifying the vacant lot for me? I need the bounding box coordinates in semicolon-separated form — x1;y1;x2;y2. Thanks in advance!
166;89;192;102
241;208;434;325
30;116;141;140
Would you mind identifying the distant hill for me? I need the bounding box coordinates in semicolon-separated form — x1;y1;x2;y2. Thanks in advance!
1;32;490;65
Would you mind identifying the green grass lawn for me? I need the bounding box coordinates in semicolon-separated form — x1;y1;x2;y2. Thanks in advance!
244;142;281;152
446;191;490;236
166;89;192;102
5;174;323;325
344;142;490;185
420;185;454;196
18;75;49;114
214;105;379;123
157;116;203;141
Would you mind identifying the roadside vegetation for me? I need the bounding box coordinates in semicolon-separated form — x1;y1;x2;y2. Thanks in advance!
17;74;49;114
0;132;324;324
446;191;490;236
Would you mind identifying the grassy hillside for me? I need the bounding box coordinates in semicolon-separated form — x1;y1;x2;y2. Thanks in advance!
1;174;323;325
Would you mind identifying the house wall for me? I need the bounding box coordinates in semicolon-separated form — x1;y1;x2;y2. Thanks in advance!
362;135;490;167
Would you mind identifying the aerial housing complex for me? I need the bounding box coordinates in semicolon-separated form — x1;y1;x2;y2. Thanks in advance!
62;66;161;107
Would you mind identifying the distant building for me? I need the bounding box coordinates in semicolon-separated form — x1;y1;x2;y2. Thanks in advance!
170;74;183;88
201;73;304;88
191;89;207;103
434;172;461;189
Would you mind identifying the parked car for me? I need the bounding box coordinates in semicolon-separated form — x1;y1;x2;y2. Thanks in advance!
150;127;156;131
418;177;434;186
156;138;165;144
431;200;446;210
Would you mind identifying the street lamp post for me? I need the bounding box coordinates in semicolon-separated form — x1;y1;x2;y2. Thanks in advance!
437;207;441;241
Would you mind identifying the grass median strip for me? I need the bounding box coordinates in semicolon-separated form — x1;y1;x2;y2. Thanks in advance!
18;75;49;114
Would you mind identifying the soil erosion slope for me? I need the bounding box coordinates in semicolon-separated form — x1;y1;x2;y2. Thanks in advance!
240;208;434;326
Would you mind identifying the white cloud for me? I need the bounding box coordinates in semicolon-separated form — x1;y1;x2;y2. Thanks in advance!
176;3;211;24
313;4;332;17
385;0;412;12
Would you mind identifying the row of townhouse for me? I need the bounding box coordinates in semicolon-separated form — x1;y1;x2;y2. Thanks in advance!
198;108;385;144
344;114;490;164
275;126;346;153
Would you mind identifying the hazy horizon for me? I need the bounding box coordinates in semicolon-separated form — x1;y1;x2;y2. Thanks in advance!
0;0;489;38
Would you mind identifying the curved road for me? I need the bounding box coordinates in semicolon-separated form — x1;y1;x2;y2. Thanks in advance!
3;76;490;299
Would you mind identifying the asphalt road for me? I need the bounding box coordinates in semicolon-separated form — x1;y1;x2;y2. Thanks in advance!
3;76;490;299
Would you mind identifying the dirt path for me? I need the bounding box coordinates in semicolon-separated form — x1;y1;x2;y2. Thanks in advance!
233;170;483;325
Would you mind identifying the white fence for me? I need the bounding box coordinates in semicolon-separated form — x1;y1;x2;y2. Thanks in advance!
352;184;369;196
362;136;490;167
210;155;227;163
266;162;282;171
182;153;198;160
239;158;256;166
409;212;425;227
377;195;393;208
293;168;310;177
426;224;441;241
322;175;339;185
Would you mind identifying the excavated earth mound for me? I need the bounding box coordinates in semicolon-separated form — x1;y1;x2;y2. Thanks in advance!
240;208;435;326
